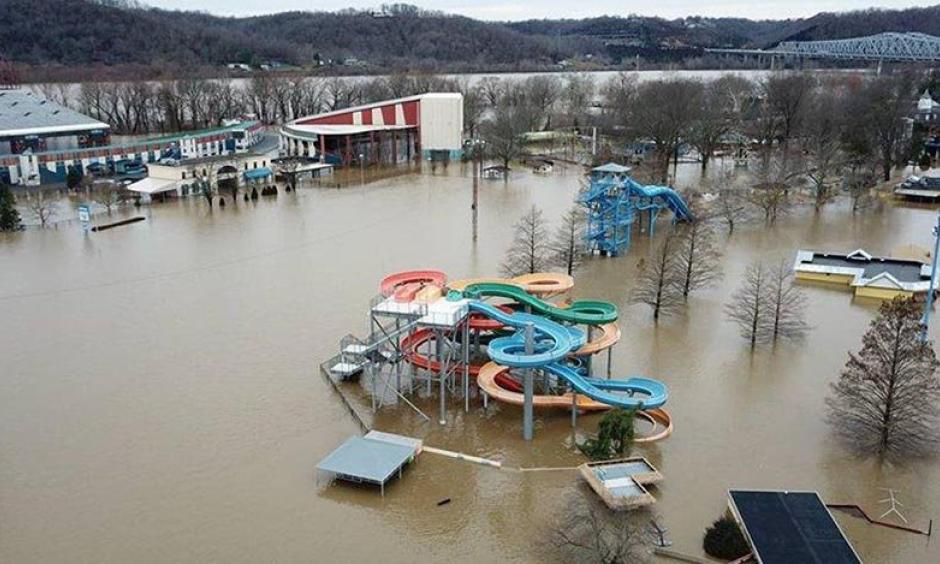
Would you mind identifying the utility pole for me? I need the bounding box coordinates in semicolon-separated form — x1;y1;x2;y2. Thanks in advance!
922;212;940;342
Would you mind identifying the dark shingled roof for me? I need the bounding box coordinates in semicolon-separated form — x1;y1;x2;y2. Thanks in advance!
729;490;861;564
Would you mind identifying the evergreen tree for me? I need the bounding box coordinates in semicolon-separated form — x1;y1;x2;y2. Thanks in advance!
0;183;22;232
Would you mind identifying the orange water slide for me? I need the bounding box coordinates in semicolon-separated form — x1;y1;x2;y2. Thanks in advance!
477;362;612;411
477;363;673;442
575;322;622;355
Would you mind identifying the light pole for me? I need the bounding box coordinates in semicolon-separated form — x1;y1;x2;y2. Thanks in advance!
921;212;940;342
471;139;484;243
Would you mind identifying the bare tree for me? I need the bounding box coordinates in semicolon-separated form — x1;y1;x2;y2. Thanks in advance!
762;73;814;157
550;206;586;275
748;157;795;225
482;84;540;170
631;232;685;320
765;260;809;342
552;495;650;564
675;219;723;299
844;169;876;213
92;179;128;214
714;187;751;234
27;191;58;228
863;73;917;181
501;205;551;277
826;298;940;461
803;86;844;212
629;79;703;182
725;261;769;349
687;80;733;171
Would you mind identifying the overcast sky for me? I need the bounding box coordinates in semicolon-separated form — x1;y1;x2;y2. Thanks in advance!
143;1;928;21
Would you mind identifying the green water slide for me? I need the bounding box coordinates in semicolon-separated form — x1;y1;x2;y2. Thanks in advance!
461;282;618;325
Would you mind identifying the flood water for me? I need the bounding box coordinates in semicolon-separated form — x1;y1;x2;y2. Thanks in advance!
2;163;938;563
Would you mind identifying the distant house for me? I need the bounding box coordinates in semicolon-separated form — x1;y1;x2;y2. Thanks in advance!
915;89;940;125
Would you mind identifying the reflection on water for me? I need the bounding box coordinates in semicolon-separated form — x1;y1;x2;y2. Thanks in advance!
1;161;938;562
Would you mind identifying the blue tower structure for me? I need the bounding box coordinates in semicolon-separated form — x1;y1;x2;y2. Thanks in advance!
577;163;693;256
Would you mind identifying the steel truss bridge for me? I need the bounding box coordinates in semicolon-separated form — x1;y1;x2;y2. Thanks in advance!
706;32;940;63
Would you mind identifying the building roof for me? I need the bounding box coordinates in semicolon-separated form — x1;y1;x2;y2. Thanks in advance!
126;177;179;195
729;490;860;564
593;163;633;174
287;92;461;127
796;249;929;285
316;435;417;484
281;123;413;139
0;89;109;138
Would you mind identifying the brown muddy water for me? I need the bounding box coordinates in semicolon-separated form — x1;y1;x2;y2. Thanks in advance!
1;162;939;563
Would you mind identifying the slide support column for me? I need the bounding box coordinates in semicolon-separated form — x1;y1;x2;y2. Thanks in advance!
523;322;535;441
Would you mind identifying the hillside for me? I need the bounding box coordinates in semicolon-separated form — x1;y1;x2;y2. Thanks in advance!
2;1;940;80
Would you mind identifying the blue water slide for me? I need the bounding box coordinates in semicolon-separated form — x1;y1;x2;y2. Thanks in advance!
467;300;668;410
544;363;668;410
626;178;693;220
467;301;584;366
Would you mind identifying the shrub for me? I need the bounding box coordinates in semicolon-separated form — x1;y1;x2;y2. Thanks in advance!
577;408;636;460
703;515;750;560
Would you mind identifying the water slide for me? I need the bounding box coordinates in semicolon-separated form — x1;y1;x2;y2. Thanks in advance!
625;178;693;221
462;283;618;325
467;300;667;411
448;273;574;297
380;270;447;303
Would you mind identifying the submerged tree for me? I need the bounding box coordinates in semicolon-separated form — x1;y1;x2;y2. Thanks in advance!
550;206;586;275
631;232;684;320
0;183;22;232
27;191;58;229
501;205;551;277
764;261;809;342
675;219;723;299
553;494;649;564
725;260;808;348
826;298;940;461
714;187;750;234
725;262;769;349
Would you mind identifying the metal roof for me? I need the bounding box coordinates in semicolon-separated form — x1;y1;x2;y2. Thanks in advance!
729;490;861;564
0;89;109;137
592;163;633;174
316;436;416;484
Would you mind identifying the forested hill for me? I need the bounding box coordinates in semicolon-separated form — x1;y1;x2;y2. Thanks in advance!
2;0;940;80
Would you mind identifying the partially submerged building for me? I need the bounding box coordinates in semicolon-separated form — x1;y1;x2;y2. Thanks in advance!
578;457;663;511
280;93;463;166
794;248;934;300
0;87;264;186
728;490;861;564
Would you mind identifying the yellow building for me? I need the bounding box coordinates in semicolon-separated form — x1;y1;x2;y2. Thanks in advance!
793;249;932;300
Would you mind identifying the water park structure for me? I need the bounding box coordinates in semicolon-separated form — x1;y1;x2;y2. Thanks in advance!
321;270;672;443
578;163;693;257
